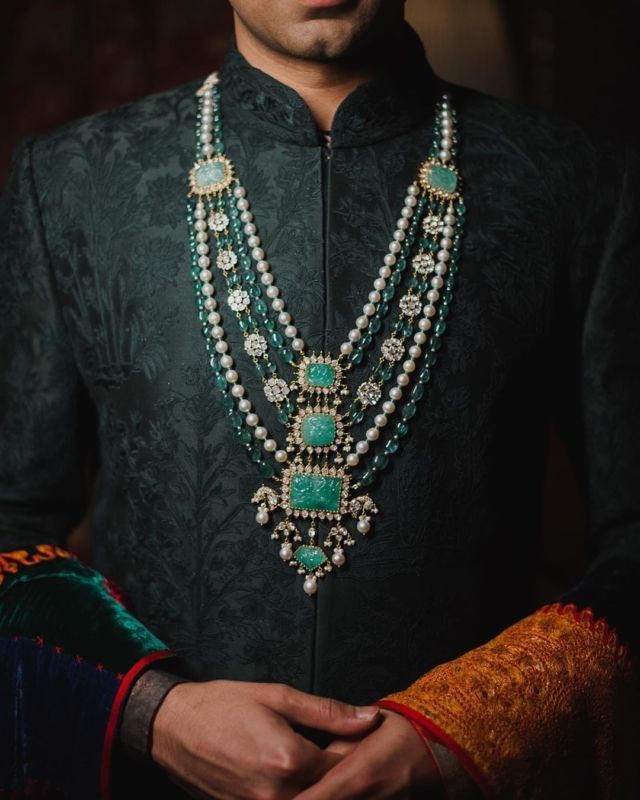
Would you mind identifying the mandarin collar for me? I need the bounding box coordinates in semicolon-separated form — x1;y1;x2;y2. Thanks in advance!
217;23;442;148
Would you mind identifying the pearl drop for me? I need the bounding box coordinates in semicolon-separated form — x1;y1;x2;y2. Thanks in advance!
383;254;396;267
238;399;251;413
272;299;285;312
356;316;369;330
256;510;269;526
275;450;288;463
357;519;371;534
374;414;388;428
332;551;345;566
414;332;427;345
292;338;304;351
356;440;370;454
396;373;410;386
264;439;277;452
382;401;395;415
284;325;297;338
225;369;238;383
220;354;233;368
373;278;386;291
340;342;353;355
246;413;258;427
409;345;422;359
251;247;265;261
403;360;416;373
346;453;359;467
254;426;267;440
389;386;402;400
303;577;317;596
418;317;432;331
280;544;292;560
366;427;380;441
348;329;361;342
389;241;401;254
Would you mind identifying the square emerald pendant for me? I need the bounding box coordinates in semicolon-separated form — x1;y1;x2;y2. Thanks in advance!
426;164;458;194
289;473;342;513
301;414;336;447
305;363;336;388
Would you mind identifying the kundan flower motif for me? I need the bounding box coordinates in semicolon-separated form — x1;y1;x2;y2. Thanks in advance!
381;337;404;363
357;381;382;407
399;292;422;318
264;376;290;404
227;288;250;312
244;333;268;358
422;213;444;236
208;211;229;232
216;249;238;272
412;252;436;275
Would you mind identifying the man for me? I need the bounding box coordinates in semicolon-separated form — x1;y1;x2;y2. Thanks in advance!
0;0;638;798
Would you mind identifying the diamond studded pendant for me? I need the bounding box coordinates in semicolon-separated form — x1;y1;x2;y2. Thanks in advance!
252;354;378;595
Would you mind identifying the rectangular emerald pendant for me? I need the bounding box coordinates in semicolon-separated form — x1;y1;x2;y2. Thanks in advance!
289;473;342;513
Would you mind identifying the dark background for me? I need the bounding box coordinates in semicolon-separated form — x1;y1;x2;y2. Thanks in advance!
2;0;639;595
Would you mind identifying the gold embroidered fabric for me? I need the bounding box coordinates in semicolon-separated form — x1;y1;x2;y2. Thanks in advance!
383;605;638;799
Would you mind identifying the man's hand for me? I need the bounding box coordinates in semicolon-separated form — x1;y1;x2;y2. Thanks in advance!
151;679;380;800
295;709;444;799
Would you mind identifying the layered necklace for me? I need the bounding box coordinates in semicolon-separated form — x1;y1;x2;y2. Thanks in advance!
187;72;465;595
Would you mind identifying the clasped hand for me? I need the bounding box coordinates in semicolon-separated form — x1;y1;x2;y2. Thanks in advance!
152;680;441;799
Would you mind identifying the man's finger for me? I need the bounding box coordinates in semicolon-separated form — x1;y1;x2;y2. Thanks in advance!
267;685;380;735
295;756;362;800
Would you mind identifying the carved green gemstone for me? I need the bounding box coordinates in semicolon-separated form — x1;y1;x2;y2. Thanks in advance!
426;164;457;194
289;474;342;513
306;363;335;388
194;160;226;188
301;414;336;447
294;545;327;571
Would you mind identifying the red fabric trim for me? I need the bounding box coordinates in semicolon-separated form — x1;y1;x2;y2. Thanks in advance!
377;699;492;800
100;649;173;800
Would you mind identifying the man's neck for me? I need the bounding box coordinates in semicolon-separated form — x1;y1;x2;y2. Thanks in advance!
234;20;378;132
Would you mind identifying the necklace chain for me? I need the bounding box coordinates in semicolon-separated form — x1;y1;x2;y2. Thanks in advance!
187;72;466;594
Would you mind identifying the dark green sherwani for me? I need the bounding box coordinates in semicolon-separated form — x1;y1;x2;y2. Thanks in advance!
1;25;638;799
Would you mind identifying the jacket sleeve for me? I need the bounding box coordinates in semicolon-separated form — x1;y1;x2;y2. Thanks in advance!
378;145;640;799
0;139;175;800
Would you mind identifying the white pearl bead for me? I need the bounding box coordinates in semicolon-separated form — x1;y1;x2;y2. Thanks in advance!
256;260;270;272
393;229;405;242
439;150;451;163
238;399;251;413
332;550;345;566
266;286;279;298
254;426;267;440
240;210;253;223
303;577;317;596
374;414;388;427
427;289;440;303
204;297;216;310
220;354;233;368
231;384;245;397
247;234;260;248
208;311;220;325
346;453;359;467
403;359;416;373
236;197;249;210
442;225;454;238
233;186;246;198
389;241;401;253
423;304;437;317
355;440;370;454
369;290;381;303
202;144;214;156
373;278;386;291
264;439;277;452
196;243;209;255
401;206;413;218
194;205;206;218
396;217;409;230
199;269;212;282
279;544;292;560
196;231;208;243
404;195;418;208
408;185;419;196
356;316;369;330
435;263;448;275
444;213;456;225
260;273;274;285
198;255;210;268
348;329;361;342
272;298;285;311
285;325;297;338
366;427;379;441
357;519;371;534
363;303;376;317
383;254;396;267
211;326;224;340
251;247;265;261
246;413;259;427
291;338;304;351
382;401;396;415
340;342;353;355
256;510;269;526
389;386;402;400
431;275;444;289
414;332;427;345
225;369;238;383
437;249;450;262
201;283;213;296
396;372;410;386
244;223;257;236
418;317;432;331
379;265;391;279
409;345;422;359
440;136;452;149
195;219;207;231
275;450;288;463
440;237;452;251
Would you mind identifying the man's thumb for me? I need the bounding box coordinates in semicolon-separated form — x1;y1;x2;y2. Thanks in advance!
270;686;380;734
